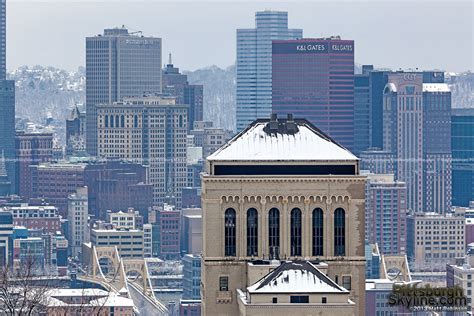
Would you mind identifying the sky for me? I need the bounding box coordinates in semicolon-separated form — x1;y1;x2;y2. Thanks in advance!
7;0;474;72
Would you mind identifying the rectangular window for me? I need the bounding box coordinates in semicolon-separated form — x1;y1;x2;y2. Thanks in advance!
272;297;277;303
342;275;352;290
322;297;327;304
290;295;309;303
219;276;228;291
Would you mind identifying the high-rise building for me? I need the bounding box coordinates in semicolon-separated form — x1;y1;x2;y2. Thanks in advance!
67;187;88;258
236;11;302;131
189;121;233;159
354;65;373;155
8;205;61;234
364;173;407;255
0;0;14;194
383;73;452;213
162;56;204;131
66;104;86;157
272;37;355;150
96;96;188;206
154;204;181;260
0;0;5;79
452;108;474;207
86;27;162;156
406;209;465;271
15;132;53;198
0;151;11;196
90;226;144;258
202;116;366;315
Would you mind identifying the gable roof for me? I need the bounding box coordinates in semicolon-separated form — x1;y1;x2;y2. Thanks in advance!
207;119;357;162
247;261;349;294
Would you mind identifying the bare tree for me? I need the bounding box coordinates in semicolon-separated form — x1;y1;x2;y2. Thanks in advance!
0;256;50;315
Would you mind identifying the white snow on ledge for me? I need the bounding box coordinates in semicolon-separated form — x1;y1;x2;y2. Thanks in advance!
208;121;357;162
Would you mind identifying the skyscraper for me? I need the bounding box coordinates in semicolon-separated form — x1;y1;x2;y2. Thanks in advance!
383;73;452;213
236;11;302;131
272;37;355;150
0;0;5;79
0;0;15;194
162;56;204;131
96;96;188;206
202;116;366;315
354;65;373;155
452;108;474;206
85;27;162;156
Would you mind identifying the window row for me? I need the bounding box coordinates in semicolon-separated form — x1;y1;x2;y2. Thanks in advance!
224;207;346;258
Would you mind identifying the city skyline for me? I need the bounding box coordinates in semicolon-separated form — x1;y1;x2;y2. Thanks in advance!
6;0;473;72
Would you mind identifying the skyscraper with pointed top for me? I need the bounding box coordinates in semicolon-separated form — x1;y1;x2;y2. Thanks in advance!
0;0;16;194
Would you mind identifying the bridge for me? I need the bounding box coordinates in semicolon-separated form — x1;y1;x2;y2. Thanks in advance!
79;245;168;315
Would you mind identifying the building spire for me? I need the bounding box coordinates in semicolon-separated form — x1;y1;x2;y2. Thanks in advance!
169;53;172;66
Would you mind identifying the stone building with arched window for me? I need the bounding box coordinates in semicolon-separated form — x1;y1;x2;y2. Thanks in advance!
201;115;366;315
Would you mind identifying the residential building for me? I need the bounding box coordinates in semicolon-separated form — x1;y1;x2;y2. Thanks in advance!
15;132;53;198
202;116;366;315
236;10;302;131
96;95;188;206
86;27;162;156
452;108;474;207
272;37;355;150
68;187;89;258
90;227;144;258
364;173;407;255
407;209;465;271
66;104;86;157
182;254;201;300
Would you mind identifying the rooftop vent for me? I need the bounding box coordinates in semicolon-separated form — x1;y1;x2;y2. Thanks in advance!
263;113;299;135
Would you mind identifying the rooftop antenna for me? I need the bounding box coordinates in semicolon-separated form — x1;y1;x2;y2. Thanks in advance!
169;53;172;66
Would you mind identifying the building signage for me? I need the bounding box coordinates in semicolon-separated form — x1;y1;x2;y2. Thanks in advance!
273;41;354;54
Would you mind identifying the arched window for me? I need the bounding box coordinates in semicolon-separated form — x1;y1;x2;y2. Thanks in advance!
179;115;183;128
121;115;125;128
290;208;302;256
312;208;324;256
224;208;236;256
115;115;120;128
334;208;346;256
105;115;109;128
110;115;114;128
268;208;280;259
134;115;138;128
247;208;258;256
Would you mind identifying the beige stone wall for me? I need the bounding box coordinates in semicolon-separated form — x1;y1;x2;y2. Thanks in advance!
202;175;366;316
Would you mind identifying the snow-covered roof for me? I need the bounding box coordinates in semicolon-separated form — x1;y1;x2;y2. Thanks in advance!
208;119;357;162
247;261;348;294
423;83;450;93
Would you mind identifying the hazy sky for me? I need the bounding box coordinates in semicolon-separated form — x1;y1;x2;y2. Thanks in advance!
7;0;473;72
